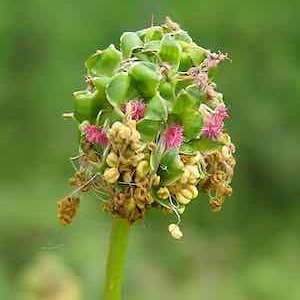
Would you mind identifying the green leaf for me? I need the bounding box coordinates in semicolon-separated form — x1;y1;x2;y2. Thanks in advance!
137;119;163;141
85;44;121;76
145;93;168;121
129;62;161;99
159;34;182;71
120;32;143;59
106;72;130;107
158;149;184;186
181;137;223;153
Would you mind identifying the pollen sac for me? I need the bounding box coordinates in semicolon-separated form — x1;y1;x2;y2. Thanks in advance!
60;17;236;237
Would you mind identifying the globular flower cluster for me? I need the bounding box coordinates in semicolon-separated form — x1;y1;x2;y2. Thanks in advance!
57;18;236;239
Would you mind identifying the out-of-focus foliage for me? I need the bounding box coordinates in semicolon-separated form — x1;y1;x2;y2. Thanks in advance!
0;0;299;299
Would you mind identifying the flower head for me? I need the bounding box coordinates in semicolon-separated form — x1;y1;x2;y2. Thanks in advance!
163;124;183;149
84;125;108;146
124;100;145;121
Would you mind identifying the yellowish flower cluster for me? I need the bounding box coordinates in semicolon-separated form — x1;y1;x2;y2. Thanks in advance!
102;120;160;223
199;133;236;211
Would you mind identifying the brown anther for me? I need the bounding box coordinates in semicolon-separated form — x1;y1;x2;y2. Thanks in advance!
211;170;225;186
57;196;80;225
209;198;222;212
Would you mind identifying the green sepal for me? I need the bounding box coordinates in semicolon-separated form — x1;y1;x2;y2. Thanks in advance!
175;79;193;95
172;90;203;140
106;72;130;107
179;51;193;71
93;76;111;99
144;26;163;41
144;40;161;52
120;32;143;59
159;80;175;104
181;112;202;140
158;149;184;186
145;93;168;121
159;34;182;71
137;119;163;142
172;89;198;115
181;137;223;153
186;45;206;66
174;30;193;43
185;84;205;105
134;50;159;64
129;62;161;99
73;90;108;123
85;44;122;76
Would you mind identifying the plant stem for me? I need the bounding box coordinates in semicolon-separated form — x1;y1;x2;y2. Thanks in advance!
103;218;130;300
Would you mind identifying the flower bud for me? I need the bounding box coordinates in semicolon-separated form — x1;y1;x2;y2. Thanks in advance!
136;160;150;178
168;224;183;240
176;192;191;205
104;167;120;183
106;152;119;167
157;187;170;200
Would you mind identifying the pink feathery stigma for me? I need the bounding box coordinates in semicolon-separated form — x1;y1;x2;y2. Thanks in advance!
214;104;229;120
84;125;108;146
124;100;145;121
163;124;184;149
201;115;224;140
201;105;229;139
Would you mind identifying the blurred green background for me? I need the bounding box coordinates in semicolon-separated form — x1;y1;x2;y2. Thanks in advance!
1;0;300;299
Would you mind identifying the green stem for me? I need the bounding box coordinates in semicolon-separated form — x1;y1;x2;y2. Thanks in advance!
103;218;130;300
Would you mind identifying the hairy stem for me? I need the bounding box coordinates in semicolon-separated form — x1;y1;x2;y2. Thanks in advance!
103;218;130;300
